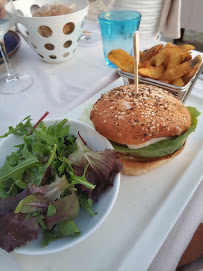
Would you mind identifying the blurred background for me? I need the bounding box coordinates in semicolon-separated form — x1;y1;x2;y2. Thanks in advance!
87;0;203;52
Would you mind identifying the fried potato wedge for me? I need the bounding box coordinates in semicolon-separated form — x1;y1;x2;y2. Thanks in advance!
181;51;192;63
140;44;163;63
154;45;181;67
139;51;144;59
167;48;182;70
107;49;134;74
159;55;202;82
177;44;195;52
172;77;184;87
138;64;165;79
139;60;151;68
182;55;202;84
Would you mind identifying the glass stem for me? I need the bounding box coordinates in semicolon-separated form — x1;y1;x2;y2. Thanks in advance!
0;36;15;80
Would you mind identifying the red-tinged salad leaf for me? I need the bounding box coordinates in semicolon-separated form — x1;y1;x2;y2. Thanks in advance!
0;213;39;252
44;190;80;230
15;195;49;214
0;188;30;215
68;137;123;201
29;175;68;201
14;176;68;214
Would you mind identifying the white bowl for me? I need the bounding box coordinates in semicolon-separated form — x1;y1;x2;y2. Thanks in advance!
0;118;120;255
13;0;89;63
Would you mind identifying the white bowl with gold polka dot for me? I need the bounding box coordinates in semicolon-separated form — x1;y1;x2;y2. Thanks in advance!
14;0;89;63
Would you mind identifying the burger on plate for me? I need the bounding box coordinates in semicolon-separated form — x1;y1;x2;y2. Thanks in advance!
90;84;200;175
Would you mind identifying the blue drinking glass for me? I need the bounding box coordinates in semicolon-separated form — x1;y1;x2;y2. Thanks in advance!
98;10;141;68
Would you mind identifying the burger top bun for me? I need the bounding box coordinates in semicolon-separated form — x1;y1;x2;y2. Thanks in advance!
90;84;191;146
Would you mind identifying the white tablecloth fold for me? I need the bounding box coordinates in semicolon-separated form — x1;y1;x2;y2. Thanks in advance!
148;180;203;271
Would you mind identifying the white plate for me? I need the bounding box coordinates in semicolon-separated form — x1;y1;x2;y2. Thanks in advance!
64;78;203;271
0;119;120;255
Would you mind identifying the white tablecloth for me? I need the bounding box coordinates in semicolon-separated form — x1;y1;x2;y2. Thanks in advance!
0;35;203;271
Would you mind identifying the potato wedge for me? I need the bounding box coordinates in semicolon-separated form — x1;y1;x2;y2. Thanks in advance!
153;43;181;67
139;60;151;68
107;49;134;74
177;44;195;52
138;64;165;79
182;55;202;84
181;51;192;63
167;48;182;70
162;58;168;69
172;77;184;87
139;51;144;59
159;55;202;82
159;79;169;84
140;44;163;63
154;47;169;66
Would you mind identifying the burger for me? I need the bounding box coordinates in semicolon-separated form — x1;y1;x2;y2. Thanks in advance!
90;84;200;175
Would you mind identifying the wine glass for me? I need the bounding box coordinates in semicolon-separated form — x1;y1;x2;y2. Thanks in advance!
0;0;32;94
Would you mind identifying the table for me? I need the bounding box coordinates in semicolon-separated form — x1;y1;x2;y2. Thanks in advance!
0;35;203;271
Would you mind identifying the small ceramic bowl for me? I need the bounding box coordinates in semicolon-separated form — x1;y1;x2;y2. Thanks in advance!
13;0;89;63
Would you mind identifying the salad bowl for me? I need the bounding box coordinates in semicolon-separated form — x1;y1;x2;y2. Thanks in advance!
0;118;120;255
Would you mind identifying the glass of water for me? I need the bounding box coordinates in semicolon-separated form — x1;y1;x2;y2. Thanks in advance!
0;0;32;94
98;10;141;67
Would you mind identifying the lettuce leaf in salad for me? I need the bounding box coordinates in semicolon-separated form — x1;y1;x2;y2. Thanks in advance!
0;188;30;215
0;116;34;138
14;176;69;215
0;149;39;195
112;106;201;158
68;137;123;201
0;213;39;252
42;220;81;247
44;190;80;230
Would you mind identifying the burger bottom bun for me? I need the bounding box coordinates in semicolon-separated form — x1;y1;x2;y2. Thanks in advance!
118;145;185;176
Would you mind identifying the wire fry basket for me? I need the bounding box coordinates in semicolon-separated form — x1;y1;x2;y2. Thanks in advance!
118;63;203;103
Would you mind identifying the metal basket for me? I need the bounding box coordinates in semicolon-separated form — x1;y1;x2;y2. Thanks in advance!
118;63;203;103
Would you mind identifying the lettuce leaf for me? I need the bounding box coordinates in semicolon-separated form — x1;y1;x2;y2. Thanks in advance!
44;190;80;230
68;137;123;201
14;176;68;214
0;188;30;215
112;107;201;158
0;213;39;252
42;220;80;247
0;149;39;185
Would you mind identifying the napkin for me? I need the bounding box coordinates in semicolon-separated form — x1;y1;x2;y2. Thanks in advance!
148;179;203;271
159;0;181;39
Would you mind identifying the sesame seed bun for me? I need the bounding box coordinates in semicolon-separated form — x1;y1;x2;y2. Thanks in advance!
90;84;192;176
90;84;191;146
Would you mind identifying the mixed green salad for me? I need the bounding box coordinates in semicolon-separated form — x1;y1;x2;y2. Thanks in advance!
0;114;122;252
